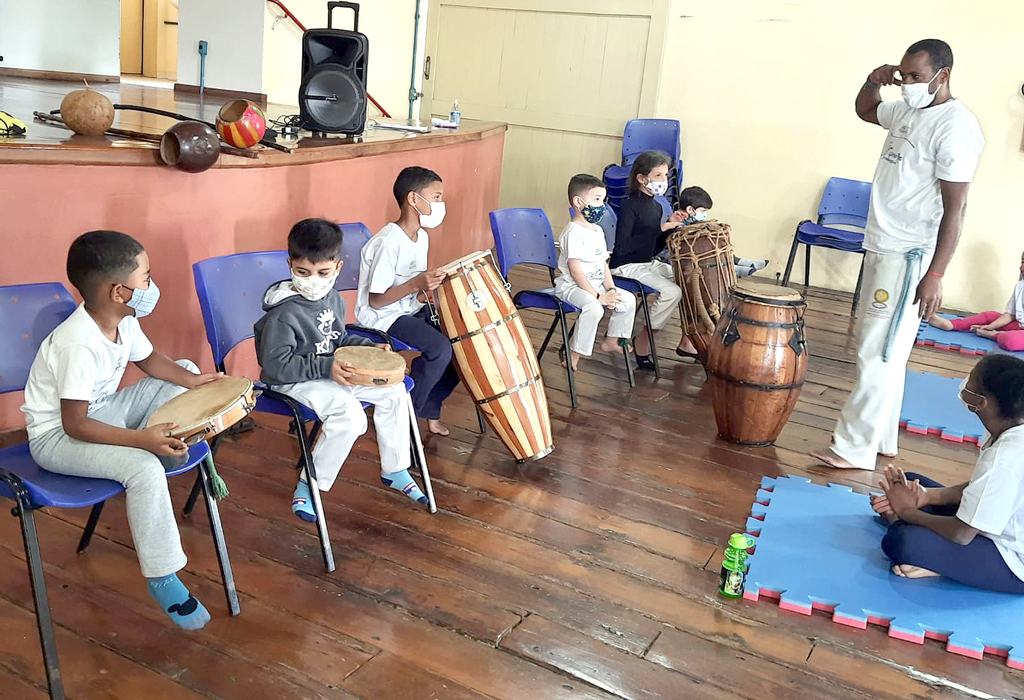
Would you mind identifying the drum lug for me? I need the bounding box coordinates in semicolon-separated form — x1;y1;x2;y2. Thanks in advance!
721;317;741;346
788;326;806;356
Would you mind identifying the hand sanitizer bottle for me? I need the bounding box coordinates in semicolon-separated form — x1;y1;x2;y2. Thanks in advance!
449;100;461;127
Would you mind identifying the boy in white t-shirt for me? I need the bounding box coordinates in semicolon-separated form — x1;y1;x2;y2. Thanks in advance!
355;166;459;436
873;354;1024;594
21;231;225;629
554;173;636;371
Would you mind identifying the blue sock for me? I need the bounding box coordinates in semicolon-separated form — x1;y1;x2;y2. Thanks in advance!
147;574;210;630
381;469;428;505
292;480;317;523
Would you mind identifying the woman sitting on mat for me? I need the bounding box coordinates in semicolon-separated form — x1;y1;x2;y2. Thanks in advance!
871;353;1024;593
927;251;1024;352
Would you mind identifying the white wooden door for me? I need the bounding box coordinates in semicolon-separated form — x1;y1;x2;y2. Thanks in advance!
423;0;670;223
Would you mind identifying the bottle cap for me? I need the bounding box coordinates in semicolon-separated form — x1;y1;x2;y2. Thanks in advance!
728;533;753;551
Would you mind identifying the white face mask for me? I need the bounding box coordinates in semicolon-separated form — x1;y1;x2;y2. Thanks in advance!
414;193;446;229
901;71;941;109
645;179;668;197
291;270;339;301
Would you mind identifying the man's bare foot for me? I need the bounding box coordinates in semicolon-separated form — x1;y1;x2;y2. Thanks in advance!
892;564;940;579
676;336;698;356
810;447;872;470
976;328;998;339
426;419;449;437
599;337;630;354
927;315;954;331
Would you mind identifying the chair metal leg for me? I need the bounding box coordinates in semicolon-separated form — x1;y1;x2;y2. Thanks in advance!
198;454;240;616
852;255;866;315
622;343;635;388
476;407;487;435
781;229;801;287
804;244;811;288
75;502;104;554
182;473;202;517
406;393;437;514
537;315;559;357
11;493;65;699
637;291;660;379
295;419;335;573
558;312;578;408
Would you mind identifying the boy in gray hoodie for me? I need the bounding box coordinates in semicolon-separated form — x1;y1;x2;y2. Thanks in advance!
254;219;428;522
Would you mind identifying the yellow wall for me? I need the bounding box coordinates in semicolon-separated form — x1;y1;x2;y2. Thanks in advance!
262;0;426;117
657;0;1024;312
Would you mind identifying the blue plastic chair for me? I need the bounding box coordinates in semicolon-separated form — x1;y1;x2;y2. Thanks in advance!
620;120;684;198
190;250;436;573
0;283;239;700
782;177;871;313
491;208;635;409
567;206;661;379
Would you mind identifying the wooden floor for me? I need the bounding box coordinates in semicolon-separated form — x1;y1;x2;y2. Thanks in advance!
1;269;1022;700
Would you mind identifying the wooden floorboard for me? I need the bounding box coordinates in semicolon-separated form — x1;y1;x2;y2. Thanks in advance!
1;276;1022;699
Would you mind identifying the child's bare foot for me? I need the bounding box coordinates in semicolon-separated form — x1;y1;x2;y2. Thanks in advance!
927;315;954;331
426;419;449;437
599;337;630;354
892;564;940;579
810;447;872;470
560;350;581;372
633;331;652;357
676;336;698;357
975;328;998;339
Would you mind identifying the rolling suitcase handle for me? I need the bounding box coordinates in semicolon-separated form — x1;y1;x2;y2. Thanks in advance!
327;1;359;32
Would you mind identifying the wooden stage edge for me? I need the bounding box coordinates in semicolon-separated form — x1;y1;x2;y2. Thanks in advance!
0;76;506;167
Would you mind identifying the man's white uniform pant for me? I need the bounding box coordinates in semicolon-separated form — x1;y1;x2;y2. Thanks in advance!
831;249;931;470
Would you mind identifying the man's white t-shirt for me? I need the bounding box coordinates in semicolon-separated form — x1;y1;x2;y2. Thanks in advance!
21;304;154;439
554;222;609;294
1005;279;1024;325
864;99;984;255
355;222;429;331
957;424;1024;582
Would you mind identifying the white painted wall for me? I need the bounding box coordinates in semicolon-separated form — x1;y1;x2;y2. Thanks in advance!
262;0;426;116
176;0;265;94
0;0;120;76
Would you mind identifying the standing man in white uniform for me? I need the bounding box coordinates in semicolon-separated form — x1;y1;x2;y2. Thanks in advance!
813;39;985;471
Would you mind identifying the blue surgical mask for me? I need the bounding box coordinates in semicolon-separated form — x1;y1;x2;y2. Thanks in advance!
581;203;606;224
694;211;708;222
124;279;160;318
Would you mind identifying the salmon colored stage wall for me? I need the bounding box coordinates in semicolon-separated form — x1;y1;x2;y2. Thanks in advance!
0;132;505;430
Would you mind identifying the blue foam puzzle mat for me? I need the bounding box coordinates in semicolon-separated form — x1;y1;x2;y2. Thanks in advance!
916;314;1024;358
899;369;984;445
743;475;1024;668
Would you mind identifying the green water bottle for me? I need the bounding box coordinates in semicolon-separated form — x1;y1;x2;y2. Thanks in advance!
718;533;754;598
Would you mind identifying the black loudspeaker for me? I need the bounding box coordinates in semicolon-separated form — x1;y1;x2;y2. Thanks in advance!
299;2;368;135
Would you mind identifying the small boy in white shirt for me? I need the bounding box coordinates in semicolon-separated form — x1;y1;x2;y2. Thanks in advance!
555;173;637;371
355;166;460;436
22;230;224;630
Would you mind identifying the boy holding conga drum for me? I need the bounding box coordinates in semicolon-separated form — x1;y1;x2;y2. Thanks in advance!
254;219;428;522
22;231;224;630
355;166;461;437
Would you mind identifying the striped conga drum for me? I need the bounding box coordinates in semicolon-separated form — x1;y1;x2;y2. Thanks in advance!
706;280;808;446
433;250;554;462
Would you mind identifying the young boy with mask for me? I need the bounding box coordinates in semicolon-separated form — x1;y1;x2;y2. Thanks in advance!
22;230;223;630
356;166;460;436
556;173;636;371
256;218;427;521
675;186;768;279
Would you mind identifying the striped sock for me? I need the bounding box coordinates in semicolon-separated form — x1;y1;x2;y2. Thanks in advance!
381;469;428;505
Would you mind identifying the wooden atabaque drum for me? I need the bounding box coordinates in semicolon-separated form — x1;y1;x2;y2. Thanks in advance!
706;280;807;446
433;250;554;463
